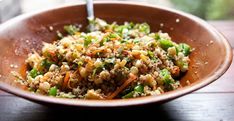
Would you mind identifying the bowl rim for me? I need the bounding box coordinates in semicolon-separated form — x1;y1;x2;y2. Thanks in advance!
0;1;233;107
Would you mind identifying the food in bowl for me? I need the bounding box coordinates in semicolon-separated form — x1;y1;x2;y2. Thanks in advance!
13;18;191;99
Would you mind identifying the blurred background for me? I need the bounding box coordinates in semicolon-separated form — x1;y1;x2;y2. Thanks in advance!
0;0;234;23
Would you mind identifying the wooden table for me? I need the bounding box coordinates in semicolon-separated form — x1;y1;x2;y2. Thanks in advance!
0;21;233;121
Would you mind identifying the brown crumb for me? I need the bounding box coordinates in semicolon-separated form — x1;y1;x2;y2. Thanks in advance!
186;80;191;85
210;40;214;44
160;23;164;27
49;26;54;31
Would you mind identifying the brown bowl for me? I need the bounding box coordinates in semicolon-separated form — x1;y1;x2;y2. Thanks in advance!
0;2;232;107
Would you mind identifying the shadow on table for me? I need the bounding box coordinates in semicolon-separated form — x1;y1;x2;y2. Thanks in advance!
0;97;189;121
23;103;179;121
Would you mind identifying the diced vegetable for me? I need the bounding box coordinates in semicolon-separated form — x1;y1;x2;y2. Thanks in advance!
179;43;191;56
20;63;27;79
49;86;57;96
43;50;57;62
109;33;119;39
160;69;173;85
77;61;84;67
64;25;79;35
29;68;41;78
122;91;134;99
114;25;125;34
84;36;92;47
182;62;189;72
134;84;144;93
175;45;179;55
62;71;70;90
159;69;175;91
120;39;129;43
176;60;188;72
176;60;189;72
147;51;157;62
122;84;144;98
133;39;140;43
41;59;54;70
100;33;119;46
159;39;174;50
137;23;150;34
120;86;133;95
147;51;154;58
100;37;108;46
155;33;161;40
103;59;115;70
92;66;104;77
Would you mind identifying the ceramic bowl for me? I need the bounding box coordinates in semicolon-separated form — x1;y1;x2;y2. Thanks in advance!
0;2;232;107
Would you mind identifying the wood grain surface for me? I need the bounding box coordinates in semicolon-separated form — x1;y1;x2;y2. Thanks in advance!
0;21;233;121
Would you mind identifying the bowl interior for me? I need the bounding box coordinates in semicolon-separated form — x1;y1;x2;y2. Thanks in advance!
0;2;232;106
